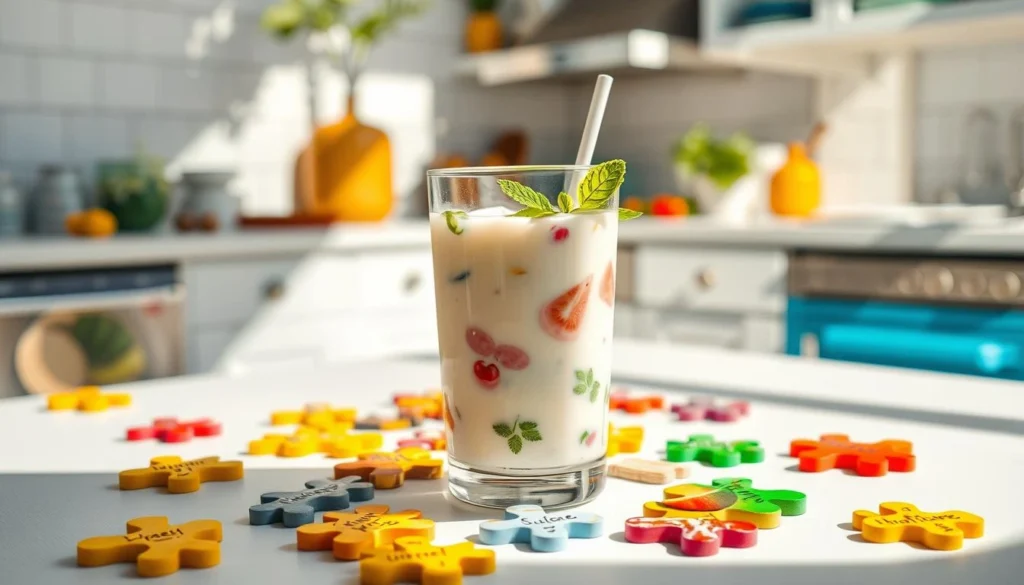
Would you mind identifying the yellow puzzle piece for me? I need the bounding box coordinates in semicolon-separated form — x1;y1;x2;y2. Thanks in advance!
297;505;435;561
607;424;644;457
47;386;131;412
119;456;244;494
271;403;357;428
77;516;221;577
360;536;496;585
852;501;984;551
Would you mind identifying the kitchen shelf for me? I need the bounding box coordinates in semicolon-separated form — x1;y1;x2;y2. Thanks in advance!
455;29;738;86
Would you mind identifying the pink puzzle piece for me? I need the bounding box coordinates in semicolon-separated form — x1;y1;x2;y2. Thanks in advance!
671;398;749;422
624;517;757;556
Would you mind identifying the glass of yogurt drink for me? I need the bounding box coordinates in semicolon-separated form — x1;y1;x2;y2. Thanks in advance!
427;161;640;509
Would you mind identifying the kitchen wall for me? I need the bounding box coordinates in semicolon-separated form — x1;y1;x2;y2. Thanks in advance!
0;0;577;218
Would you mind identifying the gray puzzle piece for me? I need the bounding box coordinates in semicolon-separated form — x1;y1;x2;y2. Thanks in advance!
248;476;374;527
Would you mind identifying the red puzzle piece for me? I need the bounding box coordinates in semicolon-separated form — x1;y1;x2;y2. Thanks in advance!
789;433;915;477
624;517;757;556
126;418;222;443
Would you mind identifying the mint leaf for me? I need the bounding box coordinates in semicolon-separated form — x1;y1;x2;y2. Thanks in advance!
573;383;587;395
442;210;467;235
579;431;589;444
575;370;587;382
557;191;573;213
493;423;513;438
507;434;523;454
497;179;555;212
578;159;626;210
586;368;594;386
511;207;556;218
618;208;643;221
519;421;537;431
589;382;600;403
521;429;542;442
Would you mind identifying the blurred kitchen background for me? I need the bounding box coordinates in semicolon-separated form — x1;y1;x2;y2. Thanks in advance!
1;0;1023;398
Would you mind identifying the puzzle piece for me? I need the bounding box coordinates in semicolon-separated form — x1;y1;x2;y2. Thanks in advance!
397;429;447;451
393;391;444;420
609;458;689;484
671;398;750;422
624;516;757;556
297;505;435;560
643;477;806;529
478;505;603;552
77;516;221;577
334;447;443;489
248;429;383;458
666;434;764;467
271;403;357;429
609;392;664;414
356;414;415;431
322;432;386;458
249;433;320;457
790;433;916;477
607;424;643;457
360;536;496;585
126;417;222;443
47;386;131;412
119;456;244;494
852;502;984;550
249;476;375;527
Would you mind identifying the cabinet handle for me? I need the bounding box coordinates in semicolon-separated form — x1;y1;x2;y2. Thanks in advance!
403;272;422;293
695;269;715;290
264;280;285;300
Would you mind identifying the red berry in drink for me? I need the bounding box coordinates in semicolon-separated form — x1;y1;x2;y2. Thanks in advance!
551;226;569;242
465;327;496;356
493;344;530;370
473;360;500;389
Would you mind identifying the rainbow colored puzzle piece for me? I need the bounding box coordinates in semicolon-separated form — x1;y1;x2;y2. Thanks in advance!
790;433;916;477
643;477;806;529
665;434;764;467
360;536;496;585
624;516;757;557
853;502;983;550
478;505;603;552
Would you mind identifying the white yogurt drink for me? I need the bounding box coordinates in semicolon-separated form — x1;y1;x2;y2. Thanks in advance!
430;209;618;472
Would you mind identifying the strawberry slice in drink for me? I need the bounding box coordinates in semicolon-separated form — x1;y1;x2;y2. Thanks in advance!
599;261;615;307
539;275;593;341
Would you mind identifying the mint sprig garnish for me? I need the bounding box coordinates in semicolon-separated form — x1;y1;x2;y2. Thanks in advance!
442;210;467;235
573;368;601;403
493;416;542;454
496;159;643;221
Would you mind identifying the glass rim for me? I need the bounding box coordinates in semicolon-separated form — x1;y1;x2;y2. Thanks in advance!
426;164;593;177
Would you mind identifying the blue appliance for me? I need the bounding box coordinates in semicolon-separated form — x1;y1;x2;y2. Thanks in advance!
785;253;1024;381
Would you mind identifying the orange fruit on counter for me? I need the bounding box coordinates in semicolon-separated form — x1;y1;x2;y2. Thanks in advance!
622;196;646;213
66;209;117;238
480;151;509;167
650;194;689;217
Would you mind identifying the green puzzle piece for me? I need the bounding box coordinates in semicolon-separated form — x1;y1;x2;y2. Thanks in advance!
644;477;808;529
665;434;764;467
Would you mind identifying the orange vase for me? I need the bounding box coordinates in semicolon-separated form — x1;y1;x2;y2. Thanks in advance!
310;94;393;222
770;142;821;218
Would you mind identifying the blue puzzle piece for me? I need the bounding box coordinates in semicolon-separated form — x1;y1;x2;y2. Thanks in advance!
248;476;374;527
478;504;603;552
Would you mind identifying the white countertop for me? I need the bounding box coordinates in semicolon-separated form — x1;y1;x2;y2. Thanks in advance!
0;340;1021;584
4;215;1024;272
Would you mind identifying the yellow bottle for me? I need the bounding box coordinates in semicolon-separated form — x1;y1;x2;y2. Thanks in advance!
770;142;821;218
311;95;393;222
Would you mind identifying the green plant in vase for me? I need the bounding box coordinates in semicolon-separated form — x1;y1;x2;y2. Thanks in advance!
260;0;431;221
97;149;168;232
673;124;753;217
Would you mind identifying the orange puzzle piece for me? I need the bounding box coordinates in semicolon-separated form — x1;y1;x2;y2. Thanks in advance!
119;456;244;494
360;536;496;585
609;391;664;414
77;516;221;577
249;429;382;458
334;447;443;489
297;505;435;561
853;502;984;550
789;433;916;477
607;424;644;457
271;403;357;428
47;386;131;412
393;391;444;420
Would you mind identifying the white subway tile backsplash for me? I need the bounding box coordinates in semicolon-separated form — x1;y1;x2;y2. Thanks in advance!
0;112;63;163
157;66;220;113
0;0;63;49
65;114;131;164
131;9;191;59
0;54;33;106
39;57;97;108
99;61;159;109
70;2;130;54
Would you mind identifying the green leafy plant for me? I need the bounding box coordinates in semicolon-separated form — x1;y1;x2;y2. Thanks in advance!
493;416;542;454
673;124;753;191
573;368;602;403
498;159;642;221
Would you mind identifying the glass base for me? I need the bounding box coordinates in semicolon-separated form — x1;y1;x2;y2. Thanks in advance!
447;456;606;510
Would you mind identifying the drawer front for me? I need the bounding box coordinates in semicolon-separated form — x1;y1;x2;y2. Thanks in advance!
633;308;745;349
185;258;301;327
635;246;786;314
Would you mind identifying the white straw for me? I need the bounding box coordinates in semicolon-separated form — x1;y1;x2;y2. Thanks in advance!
568;74;614;201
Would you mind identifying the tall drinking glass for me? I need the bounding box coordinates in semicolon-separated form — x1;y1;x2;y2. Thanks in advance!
427;165;619;509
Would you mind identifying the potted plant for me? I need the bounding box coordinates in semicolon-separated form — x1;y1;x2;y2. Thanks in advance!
673;124;756;222
260;0;430;221
466;0;503;53
96;150;168;233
